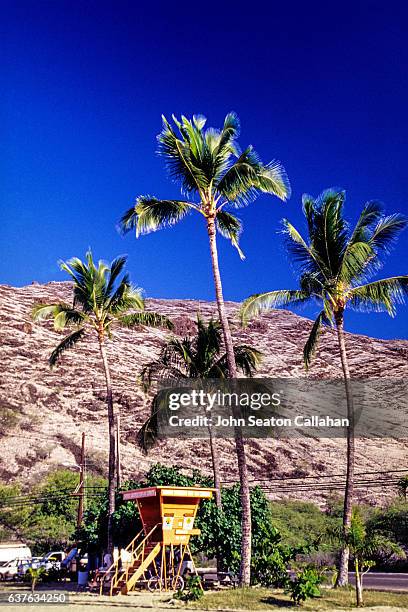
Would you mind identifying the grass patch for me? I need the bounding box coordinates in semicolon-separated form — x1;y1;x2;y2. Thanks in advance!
189;587;408;610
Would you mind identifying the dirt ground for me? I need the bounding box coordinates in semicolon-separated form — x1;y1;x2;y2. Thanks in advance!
0;583;407;611
0;592;407;612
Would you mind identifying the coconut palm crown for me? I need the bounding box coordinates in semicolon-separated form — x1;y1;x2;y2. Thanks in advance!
141;316;262;391
119;112;291;259
138;316;262;450
32;251;172;363
241;189;408;366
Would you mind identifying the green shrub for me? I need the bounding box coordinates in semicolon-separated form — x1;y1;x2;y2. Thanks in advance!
175;575;203;602
285;566;323;606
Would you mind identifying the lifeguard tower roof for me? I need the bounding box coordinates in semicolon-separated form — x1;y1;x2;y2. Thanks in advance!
122;485;215;501
122;485;215;545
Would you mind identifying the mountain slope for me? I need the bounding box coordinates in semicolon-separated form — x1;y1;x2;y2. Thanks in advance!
0;281;407;506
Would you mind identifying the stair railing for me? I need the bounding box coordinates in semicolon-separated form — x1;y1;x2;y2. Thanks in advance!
98;527;144;596
108;523;161;595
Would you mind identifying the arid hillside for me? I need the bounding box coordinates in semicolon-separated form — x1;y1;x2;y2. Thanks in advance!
0;281;407;506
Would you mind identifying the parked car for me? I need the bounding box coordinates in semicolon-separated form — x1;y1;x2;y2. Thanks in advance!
0;558;31;581
17;551;66;578
40;551;66;571
17;557;42;577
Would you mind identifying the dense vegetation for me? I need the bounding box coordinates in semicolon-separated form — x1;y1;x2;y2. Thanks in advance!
1;464;406;579
0;469;105;554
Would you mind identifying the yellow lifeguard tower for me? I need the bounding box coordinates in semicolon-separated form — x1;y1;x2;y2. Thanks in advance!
102;485;214;596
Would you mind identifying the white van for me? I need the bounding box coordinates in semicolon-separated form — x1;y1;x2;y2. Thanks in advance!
0;543;31;564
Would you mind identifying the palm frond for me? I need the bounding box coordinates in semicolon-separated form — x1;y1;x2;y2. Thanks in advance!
254;160;291;201
215;112;240;153
216;147;258;206
216;210;245;259
140;361;187;391
214;345;262;377
303;311;326;369
135;395;162;454
301;193;316;236
118;311;173;330
32;303;85;330
216;146;290;206
240;290;310;326
299;272;325;295
282;220;326;278
347;276;408;316
136;390;177;453
192;114;207;130
32;303;65;321
338;241;375;284
369;214;407;254
49;329;85;367
61;251;108;312
349;201;384;244
119;197;192;237
233;345;263;376
310;190;348;278
109;282;144;314
105;255;128;297
161;338;196;374
158;116;209;193
194;318;222;375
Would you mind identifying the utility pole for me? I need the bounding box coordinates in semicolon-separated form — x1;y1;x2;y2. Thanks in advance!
116;414;121;488
77;432;85;529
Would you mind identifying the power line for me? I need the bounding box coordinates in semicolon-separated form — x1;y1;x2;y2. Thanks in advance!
0;494;106;509
221;467;408;484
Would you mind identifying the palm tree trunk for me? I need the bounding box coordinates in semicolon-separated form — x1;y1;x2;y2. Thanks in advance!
98;334;117;554
207;217;252;587
334;313;355;588
208;423;222;510
355;559;363;607
207;218;237;378
208;422;223;573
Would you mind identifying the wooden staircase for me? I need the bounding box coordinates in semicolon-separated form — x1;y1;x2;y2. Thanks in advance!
99;523;161;596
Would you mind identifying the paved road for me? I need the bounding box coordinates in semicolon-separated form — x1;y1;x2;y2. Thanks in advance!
349;572;408;592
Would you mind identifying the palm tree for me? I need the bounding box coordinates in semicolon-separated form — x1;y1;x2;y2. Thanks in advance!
32;251;172;552
119;113;290;585
138;316;262;509
337;508;404;606
240;189;408;586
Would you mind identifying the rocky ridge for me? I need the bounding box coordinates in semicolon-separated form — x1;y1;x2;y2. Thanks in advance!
0;281;407;506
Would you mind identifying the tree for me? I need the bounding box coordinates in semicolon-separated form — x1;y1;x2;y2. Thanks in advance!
346;508;404;606
119;113;290;584
240;189;408;585
25;567;46;594
0;469;107;554
138;316;262;509
32;251;172;552
397;475;408;500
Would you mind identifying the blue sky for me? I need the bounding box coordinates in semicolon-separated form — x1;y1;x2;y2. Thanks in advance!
2;1;407;339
